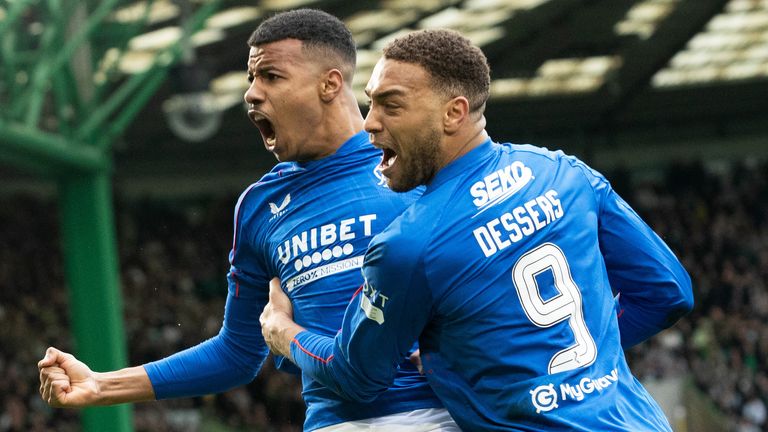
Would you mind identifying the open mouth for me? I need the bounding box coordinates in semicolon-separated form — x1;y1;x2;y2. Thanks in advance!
380;147;397;170
249;112;276;147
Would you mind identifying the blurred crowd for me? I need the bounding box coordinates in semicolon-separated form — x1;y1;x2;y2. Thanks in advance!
623;158;768;432
0;196;304;431
0;157;766;431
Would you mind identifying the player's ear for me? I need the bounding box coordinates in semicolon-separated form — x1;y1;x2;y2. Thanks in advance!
319;69;344;103
443;96;470;134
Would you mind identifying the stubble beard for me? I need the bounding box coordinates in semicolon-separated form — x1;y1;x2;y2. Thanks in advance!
387;126;442;192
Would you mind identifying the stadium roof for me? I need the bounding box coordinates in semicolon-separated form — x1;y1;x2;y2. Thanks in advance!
2;0;767;195
117;0;767;136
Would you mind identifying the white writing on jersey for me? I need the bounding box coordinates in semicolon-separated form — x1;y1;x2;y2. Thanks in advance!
372;165;388;187
277;214;377;265
473;190;563;258
560;368;618;401
529;368;619;413
470;161;534;217
285;256;364;292
360;279;389;324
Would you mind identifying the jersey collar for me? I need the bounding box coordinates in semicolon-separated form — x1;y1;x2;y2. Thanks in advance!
295;130;370;170
426;137;496;192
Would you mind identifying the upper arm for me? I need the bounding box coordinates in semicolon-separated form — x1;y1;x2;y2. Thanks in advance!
289;229;434;401
341;235;433;370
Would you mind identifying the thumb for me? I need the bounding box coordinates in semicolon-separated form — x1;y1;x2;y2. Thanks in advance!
38;347;63;369
269;277;289;305
268;277;293;315
409;349;424;375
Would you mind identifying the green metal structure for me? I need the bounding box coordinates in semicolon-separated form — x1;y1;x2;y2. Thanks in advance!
0;1;220;430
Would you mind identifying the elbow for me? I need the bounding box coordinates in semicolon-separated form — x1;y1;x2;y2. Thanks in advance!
236;348;269;382
664;300;692;329
215;332;269;383
680;288;694;316
223;364;260;388
329;367;390;403
336;382;387;403
237;356;264;380
666;272;694;325
677;271;694;315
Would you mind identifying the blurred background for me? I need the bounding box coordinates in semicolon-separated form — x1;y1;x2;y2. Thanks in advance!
1;0;767;431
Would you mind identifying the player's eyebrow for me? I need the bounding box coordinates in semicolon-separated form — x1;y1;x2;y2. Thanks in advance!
247;60;284;79
367;88;406;101
254;65;278;74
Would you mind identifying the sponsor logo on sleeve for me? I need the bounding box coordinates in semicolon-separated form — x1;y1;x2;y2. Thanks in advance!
359;279;388;324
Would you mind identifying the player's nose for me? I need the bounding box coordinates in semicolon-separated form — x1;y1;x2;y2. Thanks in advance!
244;79;265;105
363;107;382;138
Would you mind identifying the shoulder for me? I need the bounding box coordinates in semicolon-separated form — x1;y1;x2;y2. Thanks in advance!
365;201;433;265
499;142;575;166
231;183;257;227
499;141;609;185
232;175;289;238
259;162;298;182
236;161;302;212
234;180;269;218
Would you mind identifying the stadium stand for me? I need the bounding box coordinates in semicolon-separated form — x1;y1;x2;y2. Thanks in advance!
0;196;304;431
2;156;766;431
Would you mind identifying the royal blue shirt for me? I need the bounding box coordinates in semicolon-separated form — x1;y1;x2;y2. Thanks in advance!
144;131;442;431
290;139;693;431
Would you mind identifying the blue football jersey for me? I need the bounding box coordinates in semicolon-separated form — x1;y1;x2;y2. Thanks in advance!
145;131;442;431
290;138;693;431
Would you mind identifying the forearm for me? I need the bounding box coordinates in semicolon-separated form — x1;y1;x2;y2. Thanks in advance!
145;332;267;399
259;278;304;360
290;331;390;402
598;188;694;347
262;301;390;402
92;366;155;405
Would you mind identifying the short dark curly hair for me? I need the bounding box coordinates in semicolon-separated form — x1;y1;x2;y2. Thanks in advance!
383;29;490;113
248;9;356;80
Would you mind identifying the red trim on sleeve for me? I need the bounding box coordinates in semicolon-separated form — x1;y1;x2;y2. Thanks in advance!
292;338;334;364
350;284;364;302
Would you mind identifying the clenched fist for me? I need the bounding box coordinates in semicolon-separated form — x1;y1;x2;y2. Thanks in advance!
38;347;100;407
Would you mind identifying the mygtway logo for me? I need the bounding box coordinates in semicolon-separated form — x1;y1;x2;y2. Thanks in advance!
269;193;291;220
530;368;619;413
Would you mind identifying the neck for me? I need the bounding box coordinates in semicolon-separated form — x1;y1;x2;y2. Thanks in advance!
438;116;488;170
337;87;365;136
307;91;364;160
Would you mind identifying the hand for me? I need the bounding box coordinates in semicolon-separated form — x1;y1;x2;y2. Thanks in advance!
409;349;424;375
260;277;304;358
38;347;100;408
